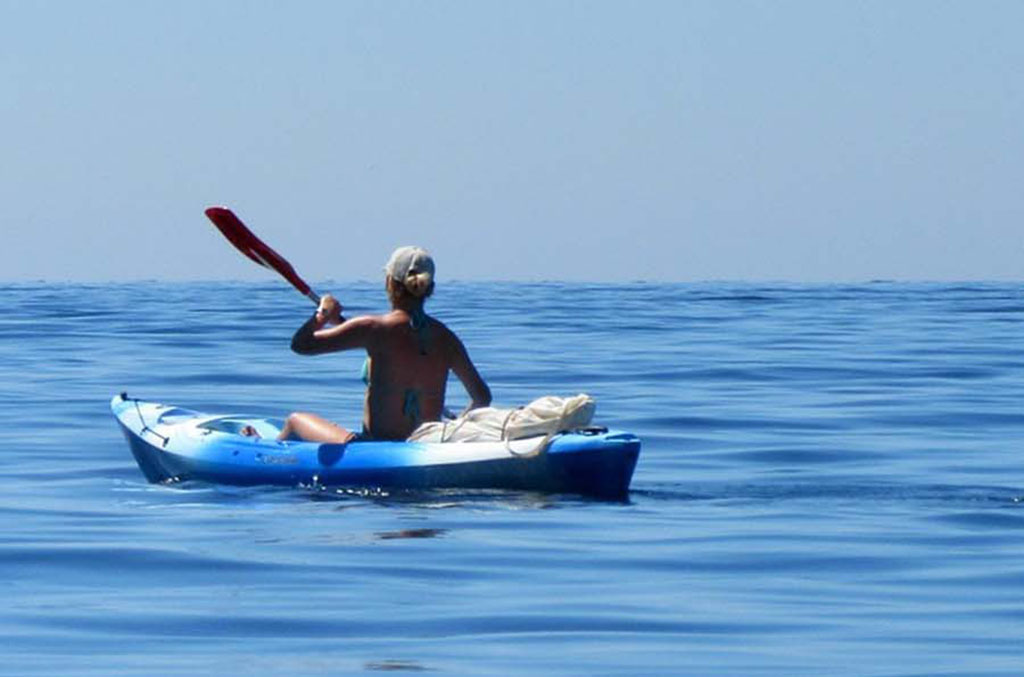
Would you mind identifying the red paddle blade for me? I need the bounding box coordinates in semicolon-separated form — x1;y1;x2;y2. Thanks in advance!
205;207;319;304
205;207;266;266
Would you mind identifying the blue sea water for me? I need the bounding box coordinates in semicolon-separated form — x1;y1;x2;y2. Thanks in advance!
1;281;1022;676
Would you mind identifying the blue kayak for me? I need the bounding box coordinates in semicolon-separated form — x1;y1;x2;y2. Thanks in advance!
111;394;641;498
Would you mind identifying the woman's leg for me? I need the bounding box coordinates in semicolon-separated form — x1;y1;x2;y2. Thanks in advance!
277;412;355;443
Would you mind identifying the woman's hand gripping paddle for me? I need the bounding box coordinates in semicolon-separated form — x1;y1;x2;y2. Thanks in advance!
204;207;320;305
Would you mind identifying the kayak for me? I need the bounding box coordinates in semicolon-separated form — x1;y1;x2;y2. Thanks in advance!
111;394;641;498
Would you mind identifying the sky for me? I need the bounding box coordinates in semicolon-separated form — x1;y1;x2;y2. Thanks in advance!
1;0;1021;283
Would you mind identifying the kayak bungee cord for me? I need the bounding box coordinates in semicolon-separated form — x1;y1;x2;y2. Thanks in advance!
124;393;170;448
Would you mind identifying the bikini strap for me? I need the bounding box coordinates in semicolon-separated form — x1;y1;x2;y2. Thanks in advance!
402;389;422;426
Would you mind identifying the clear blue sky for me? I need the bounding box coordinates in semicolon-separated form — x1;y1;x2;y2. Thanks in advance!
2;1;1021;282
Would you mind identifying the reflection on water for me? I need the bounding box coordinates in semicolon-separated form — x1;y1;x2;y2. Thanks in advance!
364;659;431;672
375;528;448;541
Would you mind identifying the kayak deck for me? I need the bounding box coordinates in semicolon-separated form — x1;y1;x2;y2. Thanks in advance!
111;394;641;498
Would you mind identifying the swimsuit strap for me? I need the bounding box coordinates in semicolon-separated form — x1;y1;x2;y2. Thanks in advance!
403;389;422;426
409;305;427;330
409;307;430;356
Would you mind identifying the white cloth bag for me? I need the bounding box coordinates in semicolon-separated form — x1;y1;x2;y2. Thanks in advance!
408;394;596;444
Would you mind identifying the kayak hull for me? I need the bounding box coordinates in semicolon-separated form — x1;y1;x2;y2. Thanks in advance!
111;394;640;498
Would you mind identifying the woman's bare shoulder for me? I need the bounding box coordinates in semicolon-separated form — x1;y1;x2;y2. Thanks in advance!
426;317;468;356
424;316;456;338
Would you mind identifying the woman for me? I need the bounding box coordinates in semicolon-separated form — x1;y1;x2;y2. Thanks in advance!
276;246;491;442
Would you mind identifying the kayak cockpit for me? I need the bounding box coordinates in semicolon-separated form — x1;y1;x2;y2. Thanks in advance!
196;416;285;439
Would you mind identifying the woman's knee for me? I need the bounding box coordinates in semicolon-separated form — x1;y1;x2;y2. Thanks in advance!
283;411;350;443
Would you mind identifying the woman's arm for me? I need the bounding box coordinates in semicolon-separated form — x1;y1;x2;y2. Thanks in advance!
290;294;373;355
290;312;328;354
448;333;491;410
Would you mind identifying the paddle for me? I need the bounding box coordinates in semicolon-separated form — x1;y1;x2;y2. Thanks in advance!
204;206;320;305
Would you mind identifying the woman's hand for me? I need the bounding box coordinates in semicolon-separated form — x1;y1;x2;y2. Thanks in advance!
292;293;365;355
316;294;343;326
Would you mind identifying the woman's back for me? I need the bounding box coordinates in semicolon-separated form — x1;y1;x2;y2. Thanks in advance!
363;312;455;440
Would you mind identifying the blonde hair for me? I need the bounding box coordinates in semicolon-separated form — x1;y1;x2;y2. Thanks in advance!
403;270;433;298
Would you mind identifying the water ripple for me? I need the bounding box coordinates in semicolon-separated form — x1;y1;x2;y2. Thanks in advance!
3;281;1024;676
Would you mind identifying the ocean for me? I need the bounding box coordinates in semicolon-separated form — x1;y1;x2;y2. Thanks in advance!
1;281;1022;676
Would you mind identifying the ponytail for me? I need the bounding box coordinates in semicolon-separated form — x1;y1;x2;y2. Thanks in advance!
404;271;433;298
